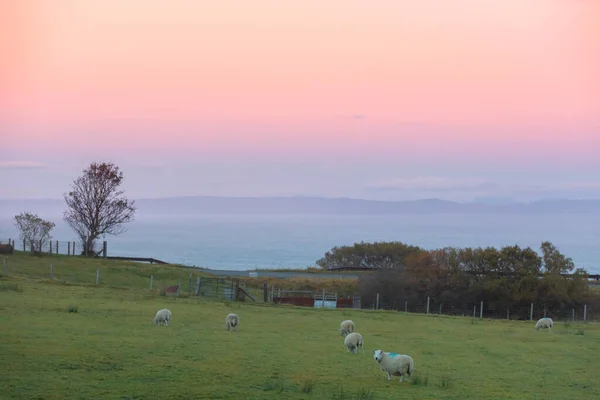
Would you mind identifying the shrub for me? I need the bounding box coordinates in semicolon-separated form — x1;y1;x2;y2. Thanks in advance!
0;244;14;254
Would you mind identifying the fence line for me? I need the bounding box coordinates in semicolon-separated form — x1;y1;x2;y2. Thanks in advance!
0;238;107;257
267;285;597;322
0;256;251;301
360;293;595;322
0;255;597;322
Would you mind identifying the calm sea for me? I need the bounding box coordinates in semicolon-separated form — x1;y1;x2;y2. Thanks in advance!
1;213;599;274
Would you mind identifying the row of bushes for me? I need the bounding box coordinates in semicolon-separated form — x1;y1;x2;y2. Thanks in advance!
317;241;600;315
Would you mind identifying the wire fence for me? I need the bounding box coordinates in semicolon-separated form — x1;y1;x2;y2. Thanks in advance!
1;253;598;322
0;238;105;256
0;255;262;302
360;293;597;322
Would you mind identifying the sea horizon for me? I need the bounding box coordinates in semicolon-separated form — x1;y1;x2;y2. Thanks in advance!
2;208;599;274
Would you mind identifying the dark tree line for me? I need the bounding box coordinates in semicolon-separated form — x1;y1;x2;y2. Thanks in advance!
317;241;599;317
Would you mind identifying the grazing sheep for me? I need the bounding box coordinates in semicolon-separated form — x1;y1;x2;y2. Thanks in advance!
536;317;553;331
153;308;172;326
344;332;364;354
226;313;239;331
373;349;414;382
339;319;355;336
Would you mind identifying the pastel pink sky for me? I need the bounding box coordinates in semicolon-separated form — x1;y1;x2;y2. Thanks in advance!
1;0;599;200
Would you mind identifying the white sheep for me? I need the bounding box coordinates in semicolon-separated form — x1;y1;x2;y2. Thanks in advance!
339;319;355;336
225;313;239;331
373;349;414;382
536;317;553;331
153;308;172;326
344;332;364;354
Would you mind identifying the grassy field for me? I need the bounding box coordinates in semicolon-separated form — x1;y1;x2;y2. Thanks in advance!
0;253;215;291
2;270;599;400
0;253;360;300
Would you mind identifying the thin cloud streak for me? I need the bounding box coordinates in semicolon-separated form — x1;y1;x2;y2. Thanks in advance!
0;161;46;169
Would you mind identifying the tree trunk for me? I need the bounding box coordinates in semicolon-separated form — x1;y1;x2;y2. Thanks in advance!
86;237;93;256
85;235;98;256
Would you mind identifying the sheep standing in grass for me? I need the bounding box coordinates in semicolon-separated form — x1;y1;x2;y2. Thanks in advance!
339;319;355;336
226;313;239;331
344;332;364;354
536;317;553;331
153;308;172;326
373;349;414;382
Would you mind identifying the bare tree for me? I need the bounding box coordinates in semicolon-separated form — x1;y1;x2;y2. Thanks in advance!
63;162;136;255
14;212;56;255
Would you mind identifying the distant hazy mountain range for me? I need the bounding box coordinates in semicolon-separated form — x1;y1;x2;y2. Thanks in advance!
1;196;600;217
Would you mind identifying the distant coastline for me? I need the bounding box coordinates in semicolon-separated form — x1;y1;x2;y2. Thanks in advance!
3;196;599;274
2;196;600;217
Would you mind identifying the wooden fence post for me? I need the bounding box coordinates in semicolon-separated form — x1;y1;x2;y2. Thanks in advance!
188;272;193;295
376;293;379;310
473;304;476;318
530;303;534;321
96;268;99;284
150;274;153;289
68;241;71;256
572;308;575;321
23;239;26;252
507;308;510;320
73;241;76;256
439;303;443;314
195;276;201;295
3;257;6;275
480;301;483;319
176;283;181;297
263;281;268;302
49;241;52;254
405;300;408;313
233;278;239;301
584;304;587;322
103;241;107;258
56;240;59;254
50;264;53;279
426;297;430;314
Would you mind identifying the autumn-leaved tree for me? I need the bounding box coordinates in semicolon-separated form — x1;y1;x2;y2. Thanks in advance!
316;241;421;270
338;239;595;314
63;162;136;255
540;241;575;274
14;212;55;255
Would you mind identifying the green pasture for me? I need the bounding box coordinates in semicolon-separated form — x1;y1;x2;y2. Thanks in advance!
0;253;356;300
1;274;598;399
0;253;214;292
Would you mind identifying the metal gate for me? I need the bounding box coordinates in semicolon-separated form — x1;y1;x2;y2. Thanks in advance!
314;291;338;308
